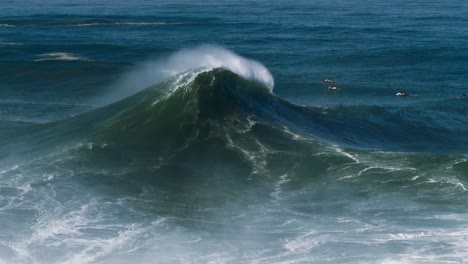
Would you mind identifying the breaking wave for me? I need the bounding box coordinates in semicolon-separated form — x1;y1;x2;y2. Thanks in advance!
71;22;174;27
1;48;468;264
100;46;274;104
34;52;91;62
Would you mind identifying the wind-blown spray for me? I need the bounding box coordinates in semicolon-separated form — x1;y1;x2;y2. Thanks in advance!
100;46;274;104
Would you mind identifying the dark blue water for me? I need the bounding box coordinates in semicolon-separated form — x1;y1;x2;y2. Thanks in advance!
1;1;468;263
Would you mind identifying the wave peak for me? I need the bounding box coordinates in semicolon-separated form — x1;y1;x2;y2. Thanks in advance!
34;52;90;62
101;46;274;104
163;46;275;91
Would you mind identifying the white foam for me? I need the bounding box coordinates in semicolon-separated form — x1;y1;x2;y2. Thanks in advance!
60;224;147;264
388;231;431;241
411;175;421;181
0;24;15;28
283;230;321;253
271;173;290;201
0;165;19;175
162;46;274;91
331;146;359;163
31;204;89;242
446;157;468;170
34;53;90;62
436;176;468;191
374;227;468;263
163;67;209;96
282;126;304;140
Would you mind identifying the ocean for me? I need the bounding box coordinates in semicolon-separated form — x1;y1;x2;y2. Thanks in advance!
1;0;467;263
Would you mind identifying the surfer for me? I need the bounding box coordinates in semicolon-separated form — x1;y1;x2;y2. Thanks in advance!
460;93;466;98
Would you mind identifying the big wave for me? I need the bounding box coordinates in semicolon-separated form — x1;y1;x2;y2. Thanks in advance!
2;48;468;264
3;63;468;164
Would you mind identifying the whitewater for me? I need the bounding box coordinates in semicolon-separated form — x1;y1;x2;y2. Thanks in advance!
2;55;468;263
1;1;468;263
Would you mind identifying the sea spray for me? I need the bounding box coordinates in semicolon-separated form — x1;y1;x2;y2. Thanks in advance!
97;46;274;104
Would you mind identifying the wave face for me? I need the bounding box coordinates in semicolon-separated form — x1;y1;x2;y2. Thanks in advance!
1;67;468;263
1;0;467;262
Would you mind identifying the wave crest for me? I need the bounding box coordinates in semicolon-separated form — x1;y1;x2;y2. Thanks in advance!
101;46;274;104
72;22;172;27
34;52;91;62
160;46;275;91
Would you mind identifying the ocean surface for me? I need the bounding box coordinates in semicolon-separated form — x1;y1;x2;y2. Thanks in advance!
1;1;467;263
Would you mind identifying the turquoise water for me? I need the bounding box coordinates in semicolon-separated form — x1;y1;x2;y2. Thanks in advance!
1;1;468;263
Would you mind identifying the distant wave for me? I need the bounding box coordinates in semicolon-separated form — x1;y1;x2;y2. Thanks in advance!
0;98;98;107
0;23;15;27
34;52;91;62
0;42;23;46
71;22;176;27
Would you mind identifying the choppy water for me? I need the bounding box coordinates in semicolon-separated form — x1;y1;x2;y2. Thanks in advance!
1;1;468;263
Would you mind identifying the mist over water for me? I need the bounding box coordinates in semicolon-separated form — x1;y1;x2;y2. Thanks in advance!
96;46;274;104
1;1;467;264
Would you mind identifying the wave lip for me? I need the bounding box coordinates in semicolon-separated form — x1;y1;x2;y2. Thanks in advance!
0;23;15;27
101;46;275;104
34;52;91;62
142;46;274;91
165;46;275;91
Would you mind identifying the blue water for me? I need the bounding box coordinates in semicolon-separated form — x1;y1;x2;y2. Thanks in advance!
1;1;468;263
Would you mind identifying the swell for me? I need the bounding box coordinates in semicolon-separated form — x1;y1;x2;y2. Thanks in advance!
1;69;467;213
0;15;180;27
3;68;468;160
